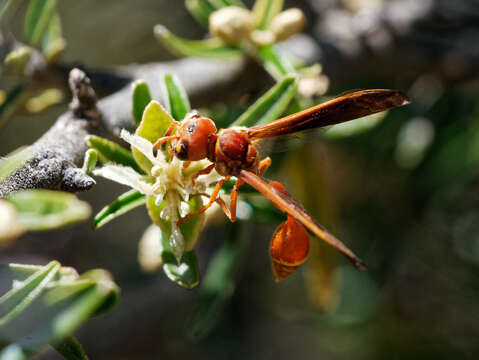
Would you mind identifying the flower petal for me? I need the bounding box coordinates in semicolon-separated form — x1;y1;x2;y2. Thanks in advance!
120;129;163;166
93;164;154;195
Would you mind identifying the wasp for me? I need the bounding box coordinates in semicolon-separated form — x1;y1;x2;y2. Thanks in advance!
154;89;410;273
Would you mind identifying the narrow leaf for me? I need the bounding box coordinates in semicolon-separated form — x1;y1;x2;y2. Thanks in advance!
44;280;95;306
256;44;296;80
7;190;91;231
7;263;78;283
24;0;57;46
52;336;89;360
0;263;119;357
160;230;200;289
93;189;146;229
0;261;60;325
86;135;144;174
81;149;98;175
131;80;152;125
78;270;119;316
232;74;297;127
133;100;175;173
252;0;284;30
161;73;191;121
154;25;242;59
52;272;118;338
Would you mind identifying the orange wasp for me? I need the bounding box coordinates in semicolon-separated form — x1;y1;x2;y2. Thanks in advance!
154;89;410;273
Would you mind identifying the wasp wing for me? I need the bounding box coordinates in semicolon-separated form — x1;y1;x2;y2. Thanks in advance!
238;170;367;270
247;89;410;140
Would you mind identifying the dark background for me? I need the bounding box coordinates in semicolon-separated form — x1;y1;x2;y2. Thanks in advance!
2;0;479;359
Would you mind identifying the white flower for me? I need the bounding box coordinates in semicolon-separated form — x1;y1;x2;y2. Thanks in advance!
93;129;223;261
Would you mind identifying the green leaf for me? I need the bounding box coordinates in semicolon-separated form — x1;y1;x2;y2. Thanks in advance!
93;189;146;229
63;269;119;318
0;261;60;326
81;149;98;175
146;194;205;251
86;135;144;174
252;0;283;30
154;25;242;59
133;100;175;173
52;336;89;360
232;74;297;127
0;0;27;27
41;11;65;63
160;230;200;289
24;0;57;46
185;0;216;27
7;190;91;231
0;263;119;357
131;80;152;125
43;280;95;306
256;44;296;80
6;263;78;283
0;146;33;183
161;73;191;121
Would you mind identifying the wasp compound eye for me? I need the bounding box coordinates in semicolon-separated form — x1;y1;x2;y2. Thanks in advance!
175;140;189;160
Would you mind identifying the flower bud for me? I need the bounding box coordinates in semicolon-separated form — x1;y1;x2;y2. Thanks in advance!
209;6;253;45
298;74;330;98
138;224;163;273
270;8;306;42
0;200;24;246
249;29;276;46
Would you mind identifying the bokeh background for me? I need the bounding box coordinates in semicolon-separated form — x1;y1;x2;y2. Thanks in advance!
2;0;479;359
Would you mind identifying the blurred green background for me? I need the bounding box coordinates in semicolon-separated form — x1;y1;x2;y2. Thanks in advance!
2;0;479;359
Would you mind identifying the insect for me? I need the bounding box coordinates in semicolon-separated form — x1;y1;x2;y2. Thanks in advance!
154;89;410;271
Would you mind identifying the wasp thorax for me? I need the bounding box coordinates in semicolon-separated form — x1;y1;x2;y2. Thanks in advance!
213;128;259;176
209;6;253;45
174;115;217;161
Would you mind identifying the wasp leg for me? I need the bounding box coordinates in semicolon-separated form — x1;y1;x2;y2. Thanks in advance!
191;163;215;186
258;157;272;176
225;157;271;222
153;135;177;149
182;161;191;171
227;179;244;222
160;122;179;150
217;157;273;221
177;176;231;226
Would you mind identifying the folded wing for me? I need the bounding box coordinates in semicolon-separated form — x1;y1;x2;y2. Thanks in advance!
247;89;410;140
